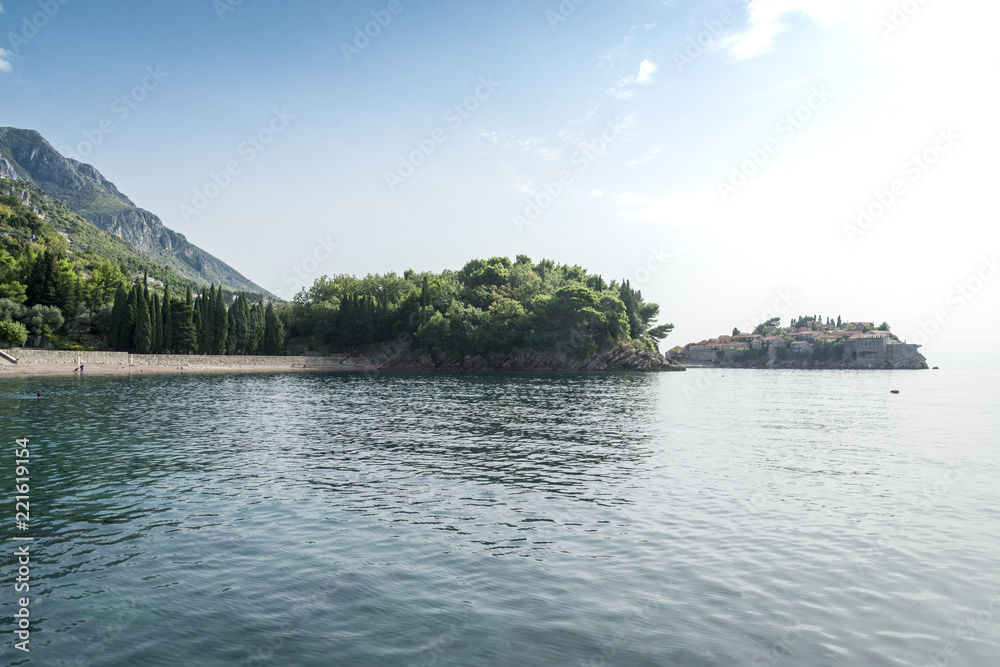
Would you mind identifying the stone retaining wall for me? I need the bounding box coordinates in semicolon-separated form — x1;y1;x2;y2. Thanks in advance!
1;349;357;368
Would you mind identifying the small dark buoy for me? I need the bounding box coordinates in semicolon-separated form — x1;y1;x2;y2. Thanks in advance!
932;367;939;370
890;390;900;394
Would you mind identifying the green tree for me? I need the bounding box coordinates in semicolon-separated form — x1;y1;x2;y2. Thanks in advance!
120;288;138;351
0;320;28;347
108;285;128;349
263;303;284;354
134;289;152;354
22;304;64;339
161;284;173;352
415;311;450;353
173;300;197;354
212;290;229;353
151;293;163;353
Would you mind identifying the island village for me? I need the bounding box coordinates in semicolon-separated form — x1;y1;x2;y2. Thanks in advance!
673;316;928;369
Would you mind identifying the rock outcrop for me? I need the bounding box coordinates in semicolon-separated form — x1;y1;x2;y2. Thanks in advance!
358;345;686;372
0;127;270;295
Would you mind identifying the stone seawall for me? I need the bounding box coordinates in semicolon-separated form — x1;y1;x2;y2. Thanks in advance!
1;349;357;369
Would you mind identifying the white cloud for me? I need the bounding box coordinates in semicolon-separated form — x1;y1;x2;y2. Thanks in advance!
615;191;729;230
626;146;663;166
608;59;658;98
599;27;637;67
636;59;658;84
725;0;860;61
0;48;12;73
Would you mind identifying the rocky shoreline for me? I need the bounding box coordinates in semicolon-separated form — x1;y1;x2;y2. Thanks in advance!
684;357;928;370
365;346;686;372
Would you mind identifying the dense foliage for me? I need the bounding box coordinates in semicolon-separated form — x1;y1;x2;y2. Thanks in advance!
1;186;277;353
106;283;284;355
289;256;674;358
2;186;674;359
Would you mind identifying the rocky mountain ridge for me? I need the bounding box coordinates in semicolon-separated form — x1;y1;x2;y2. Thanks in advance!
0;127;270;295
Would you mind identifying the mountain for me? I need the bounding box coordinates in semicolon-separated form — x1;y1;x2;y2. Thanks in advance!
1;177;198;287
0;127;271;295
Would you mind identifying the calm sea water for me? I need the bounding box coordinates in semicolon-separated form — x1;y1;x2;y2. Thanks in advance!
1;368;998;666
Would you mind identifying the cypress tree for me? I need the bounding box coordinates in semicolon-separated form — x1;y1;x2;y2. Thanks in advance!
227;308;236;355
263;302;284;355
234;295;250;353
213;289;228;354
108;285;128;349
152;293;163;353
247;300;265;354
134;287;152;353
162;284;173;352
171;299;197;353
120;287;138;351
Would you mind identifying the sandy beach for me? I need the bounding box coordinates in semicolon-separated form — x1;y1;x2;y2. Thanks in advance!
0;362;369;377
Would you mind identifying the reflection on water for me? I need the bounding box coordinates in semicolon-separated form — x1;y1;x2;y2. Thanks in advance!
1;369;998;666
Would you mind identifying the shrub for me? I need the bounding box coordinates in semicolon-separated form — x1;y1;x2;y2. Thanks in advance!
0;320;29;347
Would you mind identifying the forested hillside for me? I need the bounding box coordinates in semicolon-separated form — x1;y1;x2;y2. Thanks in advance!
290;256;674;359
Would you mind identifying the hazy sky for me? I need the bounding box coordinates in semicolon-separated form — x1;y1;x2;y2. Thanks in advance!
2;0;997;367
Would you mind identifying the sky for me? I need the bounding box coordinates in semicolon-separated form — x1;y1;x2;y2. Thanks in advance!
2;0;998;367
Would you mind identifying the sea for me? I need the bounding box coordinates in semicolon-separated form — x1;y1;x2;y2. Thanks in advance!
1;368;998;666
